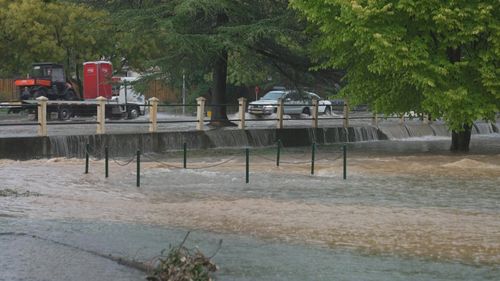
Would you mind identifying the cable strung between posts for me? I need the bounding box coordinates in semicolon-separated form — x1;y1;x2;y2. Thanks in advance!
315;146;343;161
143;153;238;170
253;154;276;163
280;146;311;160
187;157;237;170
143;153;183;169
250;145;342;164
111;156;136;167
251;150;308;164
109;151;137;167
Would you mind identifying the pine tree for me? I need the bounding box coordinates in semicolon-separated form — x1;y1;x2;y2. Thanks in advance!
90;0;342;125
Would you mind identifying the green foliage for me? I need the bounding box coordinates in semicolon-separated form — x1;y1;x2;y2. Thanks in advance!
0;0;158;84
0;0;108;77
291;0;500;131
85;0;341;99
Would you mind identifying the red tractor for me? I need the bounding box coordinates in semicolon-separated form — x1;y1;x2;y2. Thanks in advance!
15;63;79;101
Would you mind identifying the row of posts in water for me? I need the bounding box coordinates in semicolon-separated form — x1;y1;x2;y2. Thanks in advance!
84;142;348;187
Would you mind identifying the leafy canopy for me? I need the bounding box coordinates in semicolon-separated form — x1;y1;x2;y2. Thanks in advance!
0;0;109;77
83;0;341;94
291;0;500;131
0;0;157;80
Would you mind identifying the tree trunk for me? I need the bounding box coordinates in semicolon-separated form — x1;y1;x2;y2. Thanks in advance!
446;47;470;152
450;124;472;152
209;49;234;126
209;12;234;127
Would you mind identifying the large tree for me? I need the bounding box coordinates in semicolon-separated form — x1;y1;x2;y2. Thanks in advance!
88;0;342;126
291;0;500;151
0;0;154;93
0;0;109;87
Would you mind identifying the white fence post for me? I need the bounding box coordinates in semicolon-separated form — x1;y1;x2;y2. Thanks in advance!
372;112;379;127
96;96;107;134
277;98;284;129
196;96;206;130
343;98;349;128
149;97;159;133
423;113;431;124
312;97;318;128
36;96;48;137
238;97;247;129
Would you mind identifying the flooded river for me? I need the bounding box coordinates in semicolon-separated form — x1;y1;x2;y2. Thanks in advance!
1;135;500;280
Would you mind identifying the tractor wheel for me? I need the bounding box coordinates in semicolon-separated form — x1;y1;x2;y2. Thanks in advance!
65;89;78;101
34;87;48;99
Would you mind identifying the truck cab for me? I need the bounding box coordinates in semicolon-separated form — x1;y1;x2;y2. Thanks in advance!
111;76;146;119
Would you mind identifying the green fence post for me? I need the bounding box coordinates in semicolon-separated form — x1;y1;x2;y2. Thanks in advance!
105;146;109;178
311;142;316;175
246;148;249;184
276;139;281;167
183;142;187;169
343;144;347;180
85;143;89;174
137;150;141;187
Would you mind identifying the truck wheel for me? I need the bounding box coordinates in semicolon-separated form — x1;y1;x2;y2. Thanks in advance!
302;107;311;116
58;106;72;120
324;106;332;115
127;106;140;119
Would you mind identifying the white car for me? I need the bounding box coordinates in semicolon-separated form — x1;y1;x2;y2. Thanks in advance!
248;90;332;116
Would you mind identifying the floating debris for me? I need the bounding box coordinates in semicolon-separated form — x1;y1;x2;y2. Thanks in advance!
0;188;41;197
146;232;220;281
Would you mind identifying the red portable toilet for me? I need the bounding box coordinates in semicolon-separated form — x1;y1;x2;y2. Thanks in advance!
83;61;113;99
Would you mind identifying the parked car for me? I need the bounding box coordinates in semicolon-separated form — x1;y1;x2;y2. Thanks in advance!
248;90;332;116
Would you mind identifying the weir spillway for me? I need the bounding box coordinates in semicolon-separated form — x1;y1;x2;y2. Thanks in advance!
0;122;498;160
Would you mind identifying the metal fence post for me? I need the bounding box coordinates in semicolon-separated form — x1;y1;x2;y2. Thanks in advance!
238;97;247;129
276;139;281;167
245;148;249;184
105;146;109;178
149;97;159;133
277;98;284;129
183;142;187;169
343;98;349;128
96;96;107;134
311;142;316;175
136;150;141;187
343;144;347;180
85;143;89;174
36;96;48;137
196;97;206;131
312;97;318;128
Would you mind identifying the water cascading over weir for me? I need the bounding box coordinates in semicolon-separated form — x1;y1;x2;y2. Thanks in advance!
0;122;498;160
46;126;386;159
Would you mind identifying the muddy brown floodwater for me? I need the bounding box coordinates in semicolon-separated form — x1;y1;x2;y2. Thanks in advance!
1;142;500;266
